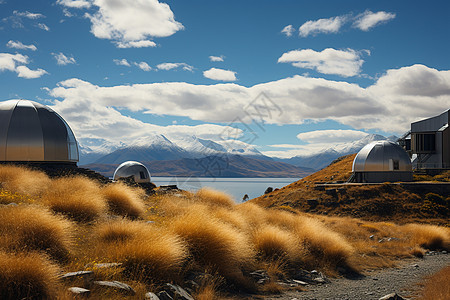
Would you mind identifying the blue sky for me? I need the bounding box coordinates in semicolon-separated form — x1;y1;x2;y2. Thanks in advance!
1;0;449;157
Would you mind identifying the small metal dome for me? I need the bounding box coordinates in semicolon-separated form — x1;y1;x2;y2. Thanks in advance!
352;140;412;183
113;161;151;183
0;100;79;163
353;140;412;172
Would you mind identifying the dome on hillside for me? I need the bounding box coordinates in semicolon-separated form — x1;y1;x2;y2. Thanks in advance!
0;100;78;163
352;140;412;183
113;161;151;183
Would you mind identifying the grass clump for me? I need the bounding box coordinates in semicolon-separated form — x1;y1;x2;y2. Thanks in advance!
41;176;107;222
403;224;450;250
418;265;450;300
102;182;146;218
0;251;60;300
252;225;301;262
195;187;235;208
0;165;51;196
0;205;73;261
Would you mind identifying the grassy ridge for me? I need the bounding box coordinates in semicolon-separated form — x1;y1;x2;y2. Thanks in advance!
0;165;448;299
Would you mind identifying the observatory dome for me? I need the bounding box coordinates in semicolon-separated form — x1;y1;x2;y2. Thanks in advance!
0;100;78;163
352;140;412;183
113;161;151;183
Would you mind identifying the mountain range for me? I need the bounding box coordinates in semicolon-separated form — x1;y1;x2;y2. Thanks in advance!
79;133;398;177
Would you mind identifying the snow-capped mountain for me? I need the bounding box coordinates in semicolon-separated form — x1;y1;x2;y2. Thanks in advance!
277;134;398;170
79;134;269;165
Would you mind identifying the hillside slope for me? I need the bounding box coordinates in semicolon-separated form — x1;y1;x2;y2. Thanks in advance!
251;154;450;224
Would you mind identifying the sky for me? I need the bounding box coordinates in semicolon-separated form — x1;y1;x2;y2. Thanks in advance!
0;0;449;158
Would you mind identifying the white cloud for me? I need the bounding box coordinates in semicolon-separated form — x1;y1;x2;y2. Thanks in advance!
115;40;156;48
209;55;225;62
157;62;193;72
73;0;184;48
299;16;346;37
354;10;396;31
203;68;237;81
0;53;47;79
6;40;37;51
16;66;48;79
37;23;50;31
57;0;92;9
297;129;368;144
48;64;450;136
281;24;295;37
134;61;152;71
113;59;131;67
13;11;44;19
53;52;76;65
278;48;365;77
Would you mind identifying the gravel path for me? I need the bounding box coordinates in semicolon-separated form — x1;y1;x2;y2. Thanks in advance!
265;252;449;300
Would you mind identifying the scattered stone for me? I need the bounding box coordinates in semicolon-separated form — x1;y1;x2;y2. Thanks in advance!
265;187;273;194
6;202;18;206
442;250;447;254
61;271;94;287
93;263;122;269
379;292;405;300
68;287;90;296
369;235;375;239
164;283;194;300
411;264;419;268
157;291;173;300
94;281;136;295
147;221;155;224
249;270;270;284
145;292;160;300
292;279;308;286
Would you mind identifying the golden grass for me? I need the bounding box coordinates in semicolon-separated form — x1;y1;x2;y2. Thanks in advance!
195;188;235;208
403;224;450;250
102;182;146;218
0;165;51;196
252;225;301;263
41;176;107;222
0;250;60;300
168;207;255;282
418;265;450;300
95;219;188;282
0;205;73;261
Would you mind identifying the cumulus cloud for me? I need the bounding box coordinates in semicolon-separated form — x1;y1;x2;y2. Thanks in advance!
57;0;92;9
16;66;48;78
115;40;156;48
58;0;183;48
6;40;37;51
37;23;50;31
113;58;131;67
278;48;366;77
209;55;225;62
203;68;237;81
13;11;44;19
296;129;369;144
134;61;152;71
354;10;396;31
299;16;346;37
48;64;450;135
157;62;193;71
52;52;76;65
0;53;47;79
281;24;295;37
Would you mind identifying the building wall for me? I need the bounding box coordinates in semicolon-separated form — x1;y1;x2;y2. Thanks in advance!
354;171;413;183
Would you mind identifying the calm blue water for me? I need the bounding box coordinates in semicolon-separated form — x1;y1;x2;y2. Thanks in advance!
151;177;300;203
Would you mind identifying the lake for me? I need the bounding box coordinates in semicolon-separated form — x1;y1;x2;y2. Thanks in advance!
151;177;300;203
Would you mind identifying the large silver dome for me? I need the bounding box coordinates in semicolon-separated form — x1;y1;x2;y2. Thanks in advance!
0;100;79;163
352;140;412;183
113;161;151;183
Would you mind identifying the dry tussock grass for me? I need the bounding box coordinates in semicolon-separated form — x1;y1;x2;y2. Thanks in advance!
41;176;107;222
195;187;235;208
0;205;73;261
403;224;450;250
168;207;255;281
102;182;146;218
95;219;188;282
0;165;51;196
0;250;60;300
418;265;450;300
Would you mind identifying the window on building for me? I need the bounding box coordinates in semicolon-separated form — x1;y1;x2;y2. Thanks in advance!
139;171;146;180
393;160;399;170
413;133;436;153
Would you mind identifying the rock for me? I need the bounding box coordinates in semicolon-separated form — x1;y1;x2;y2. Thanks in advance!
7;202;18;206
264;187;273;194
145;292;160;300
379;293;405;300
242;194;249;201
411;264;419;268
157;291;173;300
292;279;308;286
68;287;90;296
93;262;122;269
94;280;136;295
164;283;194;300
442;250;447;254
61;271;94;286
369;235;375;239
